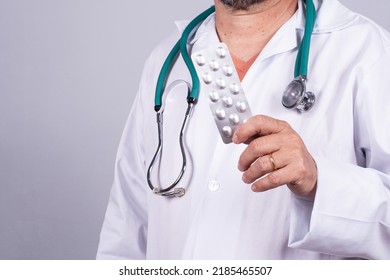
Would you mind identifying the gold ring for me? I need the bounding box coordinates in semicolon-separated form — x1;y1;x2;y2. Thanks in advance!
269;154;277;171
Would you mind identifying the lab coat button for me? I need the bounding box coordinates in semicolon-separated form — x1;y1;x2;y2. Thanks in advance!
208;180;220;192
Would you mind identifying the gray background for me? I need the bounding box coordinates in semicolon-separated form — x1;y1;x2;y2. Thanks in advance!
0;0;389;260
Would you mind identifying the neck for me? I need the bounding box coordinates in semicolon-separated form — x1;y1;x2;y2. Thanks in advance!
215;0;298;61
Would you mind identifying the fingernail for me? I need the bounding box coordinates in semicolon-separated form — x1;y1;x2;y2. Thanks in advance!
242;174;248;183
232;133;238;144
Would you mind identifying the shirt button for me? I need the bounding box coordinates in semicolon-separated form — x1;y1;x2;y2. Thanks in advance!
208;180;220;192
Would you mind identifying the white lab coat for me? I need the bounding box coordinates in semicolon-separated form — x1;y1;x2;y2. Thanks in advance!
97;0;390;259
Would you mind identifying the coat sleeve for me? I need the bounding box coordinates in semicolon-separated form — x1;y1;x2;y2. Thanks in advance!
288;46;390;259
96;58;153;260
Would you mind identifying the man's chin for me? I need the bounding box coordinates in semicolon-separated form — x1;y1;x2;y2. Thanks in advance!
219;0;267;10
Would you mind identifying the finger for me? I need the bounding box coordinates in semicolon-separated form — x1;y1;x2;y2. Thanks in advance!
232;115;288;144
242;152;287;184
250;164;295;192
238;134;282;172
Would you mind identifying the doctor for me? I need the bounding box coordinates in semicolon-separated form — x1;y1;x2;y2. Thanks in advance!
97;0;390;259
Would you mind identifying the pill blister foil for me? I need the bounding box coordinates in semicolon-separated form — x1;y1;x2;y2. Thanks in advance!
191;43;253;144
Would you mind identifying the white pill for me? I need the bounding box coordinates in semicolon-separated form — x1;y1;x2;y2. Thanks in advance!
216;78;227;89
236;101;247;113
216;46;227;58
209;60;220;71
229;83;240;95
196;54;206;66
203;73;213;84
215;108;226;120
222;96;233;108
229;114;240;125
223;65;234;77
222;126;233;138
209;91;220;102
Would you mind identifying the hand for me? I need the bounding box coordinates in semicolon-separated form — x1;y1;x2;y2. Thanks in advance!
232;115;317;198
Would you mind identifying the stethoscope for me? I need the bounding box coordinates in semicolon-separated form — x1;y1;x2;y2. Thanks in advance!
147;0;316;198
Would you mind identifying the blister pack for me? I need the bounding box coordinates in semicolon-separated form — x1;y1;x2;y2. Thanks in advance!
191;43;253;144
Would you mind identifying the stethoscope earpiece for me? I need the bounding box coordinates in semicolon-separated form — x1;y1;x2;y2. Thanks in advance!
282;76;315;112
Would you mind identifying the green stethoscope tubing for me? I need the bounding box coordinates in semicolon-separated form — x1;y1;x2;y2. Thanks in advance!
154;6;216;111
154;0;316;111
295;0;316;78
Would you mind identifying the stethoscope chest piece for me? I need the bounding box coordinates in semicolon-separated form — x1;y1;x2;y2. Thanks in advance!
282;75;315;112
